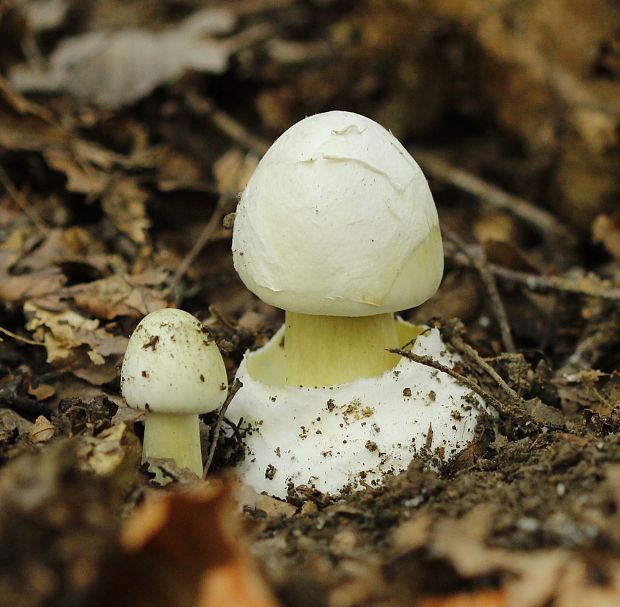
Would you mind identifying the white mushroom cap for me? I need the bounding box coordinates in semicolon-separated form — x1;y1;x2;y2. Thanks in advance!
121;308;227;415
232;110;443;317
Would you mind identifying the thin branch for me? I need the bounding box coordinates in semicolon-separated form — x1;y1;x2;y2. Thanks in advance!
445;229;515;353
391;347;565;431
0;164;48;235
412;148;578;249
169;198;226;292
203;379;243;478
556;312;620;376
0;326;46;347
446;245;620;301
447;332;521;402
487;264;620;300
389;348;525;423
185;92;270;155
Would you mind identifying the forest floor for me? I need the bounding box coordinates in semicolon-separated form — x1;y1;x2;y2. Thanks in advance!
1;2;620;607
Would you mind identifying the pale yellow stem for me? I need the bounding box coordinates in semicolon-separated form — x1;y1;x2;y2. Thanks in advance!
142;412;202;477
285;312;400;387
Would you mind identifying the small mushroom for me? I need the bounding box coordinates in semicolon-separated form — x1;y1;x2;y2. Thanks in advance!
121;308;227;477
232;110;443;386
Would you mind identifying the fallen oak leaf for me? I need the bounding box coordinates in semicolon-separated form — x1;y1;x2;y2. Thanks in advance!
90;482;280;607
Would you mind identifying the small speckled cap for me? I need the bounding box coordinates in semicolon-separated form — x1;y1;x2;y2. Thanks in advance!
121;308;227;415
232;110;444;317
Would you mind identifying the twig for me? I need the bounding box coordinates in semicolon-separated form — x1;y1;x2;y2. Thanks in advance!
556;311;620;376
0;326;45;347
389;348;525;423
0;164;48;235
203;379;243;478
446;246;620;301
169;198;226;292
185;92;270;155
412;148;578;251
447;331;521;402
445;229;515;353
487;264;620;300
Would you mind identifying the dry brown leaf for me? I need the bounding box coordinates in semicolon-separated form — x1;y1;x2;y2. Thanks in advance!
24;301;128;364
10;8;237;108
592;211;620;263
0;268;66;304
77;423;139;476
429;516;569;607
27;415;56;443
101;176;150;244
91;482;280;607
27;383;55;401
67;271;168;320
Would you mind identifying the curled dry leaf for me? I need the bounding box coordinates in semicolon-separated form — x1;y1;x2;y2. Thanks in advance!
24;301;128;364
27;415;56;443
90;482;280;607
77;423;140;477
393;508;620;607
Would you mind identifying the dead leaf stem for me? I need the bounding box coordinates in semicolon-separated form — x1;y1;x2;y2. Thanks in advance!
170;198;226;293
447;246;620;301
203;379;242;478
0;326;46;347
389;348;526;423
445;229;515;353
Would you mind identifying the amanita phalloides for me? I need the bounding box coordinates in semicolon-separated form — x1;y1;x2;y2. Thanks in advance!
227;111;488;497
121;308;227;477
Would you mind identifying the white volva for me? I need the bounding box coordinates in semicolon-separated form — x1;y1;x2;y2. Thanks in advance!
228;324;487;498
121;308;228;477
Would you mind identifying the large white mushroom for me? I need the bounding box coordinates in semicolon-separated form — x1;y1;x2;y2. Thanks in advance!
227;111;487;497
121;308;228;477
233;110;443;387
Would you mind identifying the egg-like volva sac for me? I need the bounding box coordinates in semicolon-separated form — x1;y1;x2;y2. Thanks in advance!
226;322;491;498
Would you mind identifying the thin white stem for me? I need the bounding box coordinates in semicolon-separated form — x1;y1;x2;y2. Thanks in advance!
142;411;202;476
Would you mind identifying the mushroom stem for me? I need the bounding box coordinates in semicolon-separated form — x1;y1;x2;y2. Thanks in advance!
142;411;202;476
285;312;400;387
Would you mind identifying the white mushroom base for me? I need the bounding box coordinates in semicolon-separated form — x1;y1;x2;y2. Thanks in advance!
226;320;488;498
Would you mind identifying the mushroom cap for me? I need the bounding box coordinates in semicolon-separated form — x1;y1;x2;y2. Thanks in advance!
120;308;227;415
232;110;443;317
